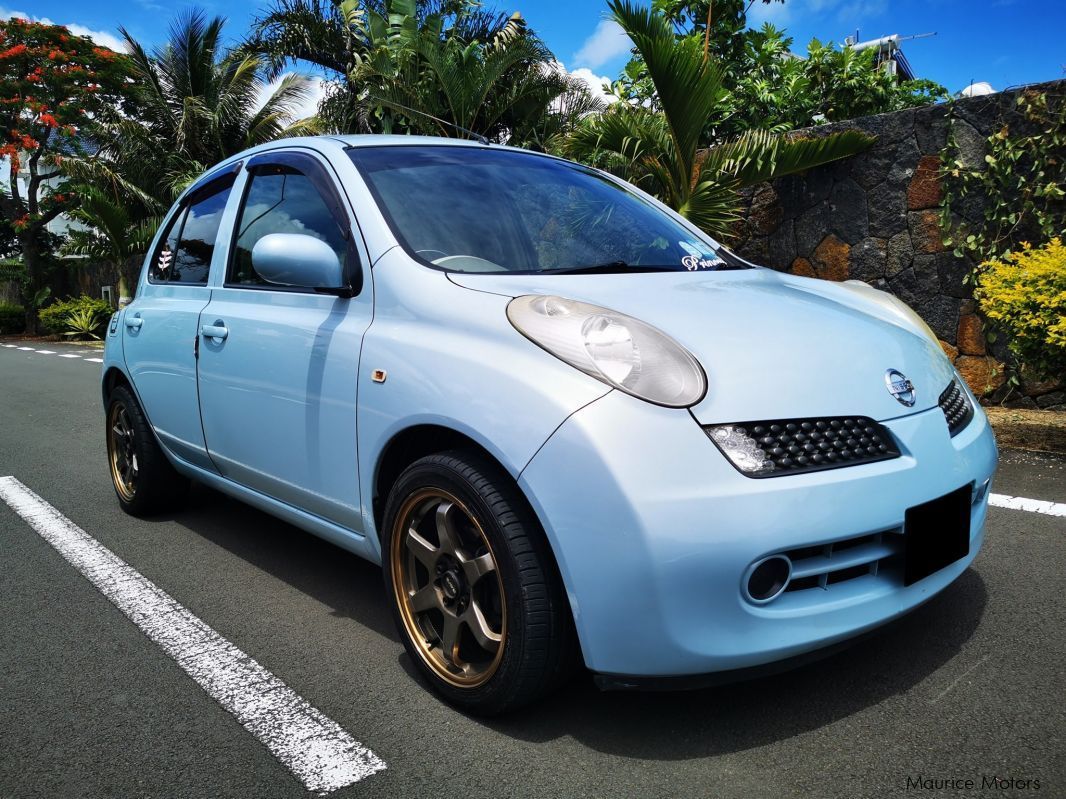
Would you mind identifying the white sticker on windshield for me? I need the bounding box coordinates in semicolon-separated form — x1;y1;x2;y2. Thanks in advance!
681;254;724;271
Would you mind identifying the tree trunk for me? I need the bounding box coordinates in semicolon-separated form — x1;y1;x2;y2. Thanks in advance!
20;235;44;336
122;253;143;304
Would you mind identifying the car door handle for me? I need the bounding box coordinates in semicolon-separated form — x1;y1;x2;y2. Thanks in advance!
125;315;143;330
200;324;229;341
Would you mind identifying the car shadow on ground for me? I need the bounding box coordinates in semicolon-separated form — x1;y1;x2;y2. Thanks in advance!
485;568;988;760
172;482;987;761
170;483;397;641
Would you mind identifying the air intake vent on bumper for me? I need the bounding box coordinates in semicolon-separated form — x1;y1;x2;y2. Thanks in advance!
938;380;974;437
705;416;901;478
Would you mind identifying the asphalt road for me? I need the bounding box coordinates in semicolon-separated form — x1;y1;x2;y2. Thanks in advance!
1;340;1064;799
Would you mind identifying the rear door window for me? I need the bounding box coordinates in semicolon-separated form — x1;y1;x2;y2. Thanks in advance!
149;181;233;285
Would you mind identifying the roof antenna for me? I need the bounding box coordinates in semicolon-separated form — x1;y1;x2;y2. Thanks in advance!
368;95;491;145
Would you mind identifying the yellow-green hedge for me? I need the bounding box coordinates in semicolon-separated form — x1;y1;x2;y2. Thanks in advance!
975;238;1066;382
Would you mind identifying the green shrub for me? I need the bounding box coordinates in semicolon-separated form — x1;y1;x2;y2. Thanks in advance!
0;302;24;334
975;237;1066;382
38;295;113;337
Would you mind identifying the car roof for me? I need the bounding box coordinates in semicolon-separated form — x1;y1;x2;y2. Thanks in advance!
329;134;497;149
183;134;564;204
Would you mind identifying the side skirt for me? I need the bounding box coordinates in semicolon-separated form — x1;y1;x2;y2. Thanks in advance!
168;455;381;566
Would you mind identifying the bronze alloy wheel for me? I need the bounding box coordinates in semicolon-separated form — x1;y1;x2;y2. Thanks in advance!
107;399;138;502
390;488;507;688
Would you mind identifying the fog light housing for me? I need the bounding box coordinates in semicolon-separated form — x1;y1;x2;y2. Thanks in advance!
745;555;792;603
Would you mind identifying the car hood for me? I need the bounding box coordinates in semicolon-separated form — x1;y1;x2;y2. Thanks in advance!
448;268;956;424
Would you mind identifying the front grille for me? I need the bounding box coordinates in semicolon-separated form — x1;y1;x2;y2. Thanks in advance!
938;380;974;437
783;530;904;593
705;416;901;478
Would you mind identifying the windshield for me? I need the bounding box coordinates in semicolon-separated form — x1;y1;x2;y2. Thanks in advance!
348;145;750;275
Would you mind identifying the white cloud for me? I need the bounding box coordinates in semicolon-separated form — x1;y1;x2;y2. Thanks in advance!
255;74;330;122
568;67;617;104
0;7;127;51
543;60;617;106
572;19;631;70
64;23;126;53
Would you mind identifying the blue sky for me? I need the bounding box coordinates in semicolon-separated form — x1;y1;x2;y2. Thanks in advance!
8;0;1064;101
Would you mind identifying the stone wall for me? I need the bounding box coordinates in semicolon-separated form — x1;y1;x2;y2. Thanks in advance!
733;79;1065;409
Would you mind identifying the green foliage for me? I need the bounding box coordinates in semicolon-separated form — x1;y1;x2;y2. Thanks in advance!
38;295;112;337
939;90;1066;267
250;0;599;146
62;306;105;340
566;1;872;239
975;238;1066;382
610;7;948;142
61;184;161;295
0;257;23;282
55;9;322;304
800;39;947;124
64;10;318;212
0;302;24;334
346;0;600;145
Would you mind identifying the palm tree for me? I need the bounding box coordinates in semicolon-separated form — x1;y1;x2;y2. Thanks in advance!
250;0;601;144
116;9;320;195
63;185;160;300
566;0;873;239
346;1;601;144
60;9;320;299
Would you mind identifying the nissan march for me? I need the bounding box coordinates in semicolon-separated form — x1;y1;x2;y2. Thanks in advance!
102;136;998;714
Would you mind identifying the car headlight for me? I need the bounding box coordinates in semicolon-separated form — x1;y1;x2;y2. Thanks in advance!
506;295;706;407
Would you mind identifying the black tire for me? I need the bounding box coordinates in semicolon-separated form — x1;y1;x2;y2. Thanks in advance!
382;450;576;715
105;385;189;516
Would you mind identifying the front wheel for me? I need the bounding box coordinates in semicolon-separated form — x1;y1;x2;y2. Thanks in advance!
382;451;575;715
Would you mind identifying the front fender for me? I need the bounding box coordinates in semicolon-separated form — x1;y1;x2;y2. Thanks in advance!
356;250;610;553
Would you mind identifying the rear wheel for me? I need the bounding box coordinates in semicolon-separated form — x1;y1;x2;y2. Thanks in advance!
382;451;574;715
106;385;188;516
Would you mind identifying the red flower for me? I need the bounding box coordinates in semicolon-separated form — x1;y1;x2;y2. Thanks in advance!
38;113;59;128
0;43;28;59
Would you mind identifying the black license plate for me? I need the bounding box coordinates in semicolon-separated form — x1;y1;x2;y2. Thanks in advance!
904;485;971;586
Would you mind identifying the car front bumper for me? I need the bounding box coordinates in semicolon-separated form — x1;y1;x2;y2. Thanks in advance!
518;388;998;678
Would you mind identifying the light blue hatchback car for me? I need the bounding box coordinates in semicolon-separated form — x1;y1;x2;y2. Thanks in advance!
102;135;998;714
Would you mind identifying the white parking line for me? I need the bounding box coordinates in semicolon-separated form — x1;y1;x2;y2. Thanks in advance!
989;493;1066;518
2;343;15;347
16;346;33;350
34;350;56;355
0;477;386;793
83;357;103;363
57;353;82;359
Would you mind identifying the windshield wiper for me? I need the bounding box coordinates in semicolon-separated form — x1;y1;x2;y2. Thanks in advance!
540;261;669;275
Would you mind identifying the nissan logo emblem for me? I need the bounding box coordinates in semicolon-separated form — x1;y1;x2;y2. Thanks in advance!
885;369;917;407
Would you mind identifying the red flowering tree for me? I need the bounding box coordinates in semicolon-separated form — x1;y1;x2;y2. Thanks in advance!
0;16;132;332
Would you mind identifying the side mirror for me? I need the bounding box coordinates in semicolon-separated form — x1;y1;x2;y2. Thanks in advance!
251;233;345;291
